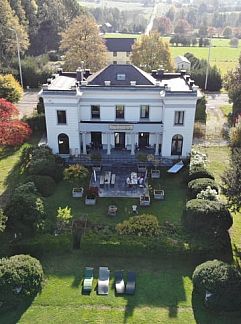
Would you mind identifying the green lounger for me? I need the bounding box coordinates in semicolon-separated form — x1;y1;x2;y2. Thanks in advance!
83;267;94;292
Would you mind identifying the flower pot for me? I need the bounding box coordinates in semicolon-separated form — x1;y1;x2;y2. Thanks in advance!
139;195;150;206
85;197;96;205
151;169;160;179
72;187;84;198
154;189;164;200
137;164;147;173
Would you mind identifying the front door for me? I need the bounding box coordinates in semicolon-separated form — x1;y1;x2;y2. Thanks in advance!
91;132;102;149
115;132;125;149
139;132;149;148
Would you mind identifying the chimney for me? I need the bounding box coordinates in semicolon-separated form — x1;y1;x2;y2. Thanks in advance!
151;70;157;77
80;80;88;86
180;69;186;76
189;80;194;87
42;84;48;90
84;69;91;78
130;81;136;86
157;65;165;77
185;75;190;82
47;78;52;84
76;68;83;82
57;68;63;75
104;80;111;86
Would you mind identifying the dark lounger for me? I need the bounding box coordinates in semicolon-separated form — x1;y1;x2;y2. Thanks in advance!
115;270;125;294
125;271;136;295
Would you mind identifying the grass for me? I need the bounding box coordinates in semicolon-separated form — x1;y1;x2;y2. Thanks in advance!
44;168;186;227
0;253;239;324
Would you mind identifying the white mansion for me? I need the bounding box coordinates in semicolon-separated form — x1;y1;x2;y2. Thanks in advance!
40;64;199;158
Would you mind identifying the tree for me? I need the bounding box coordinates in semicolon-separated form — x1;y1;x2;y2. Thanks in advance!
223;55;241;117
0;0;29;64
131;33;173;73
5;182;46;235
0;74;23;103
223;26;233;38
174;19;191;34
0;99;31;146
230;37;239;48
153;16;173;35
60;14;107;71
222;148;241;211
0;255;44;307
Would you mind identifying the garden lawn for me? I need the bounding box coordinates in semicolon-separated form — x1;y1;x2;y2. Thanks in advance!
44;167;186;228
1;253;240;324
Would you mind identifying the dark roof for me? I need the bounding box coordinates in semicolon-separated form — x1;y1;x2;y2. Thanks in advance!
87;64;156;86
104;38;136;52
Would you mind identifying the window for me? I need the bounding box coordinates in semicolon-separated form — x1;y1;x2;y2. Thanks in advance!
113;52;117;57
116;105;124;119
171;134;183;155
91;105;100;119
174;111;184;125
113;61;117;64
140;105;149;119
116;73;126;81
57;110;66;124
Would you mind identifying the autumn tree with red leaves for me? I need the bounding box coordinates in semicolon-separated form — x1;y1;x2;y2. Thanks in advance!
0;98;31;146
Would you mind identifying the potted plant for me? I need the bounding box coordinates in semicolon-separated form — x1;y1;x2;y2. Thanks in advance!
153;189;165;200
139;194;151;206
148;154;160;179
64;164;89;198
85;186;99;205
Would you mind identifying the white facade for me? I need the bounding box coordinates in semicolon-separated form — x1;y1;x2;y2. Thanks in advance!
40;65;198;159
175;56;191;72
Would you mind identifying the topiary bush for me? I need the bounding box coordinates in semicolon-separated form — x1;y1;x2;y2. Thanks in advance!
192;260;241;311
188;166;215;182
188;178;219;199
0;254;44;308
116;214;160;237
183;199;233;233
27;175;56;197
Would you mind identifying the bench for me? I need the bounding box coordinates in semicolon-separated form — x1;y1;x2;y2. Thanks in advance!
100;175;104;187
111;174;116;186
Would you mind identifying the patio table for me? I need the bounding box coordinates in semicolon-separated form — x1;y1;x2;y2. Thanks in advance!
130;172;138;185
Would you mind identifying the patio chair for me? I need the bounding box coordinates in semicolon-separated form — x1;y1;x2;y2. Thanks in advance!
115;270;125;294
98;267;110;295
83;267;94;292
125;272;136;295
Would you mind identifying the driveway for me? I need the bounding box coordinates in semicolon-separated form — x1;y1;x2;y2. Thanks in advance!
16;90;39;117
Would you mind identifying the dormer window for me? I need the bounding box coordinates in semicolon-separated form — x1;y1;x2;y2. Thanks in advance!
116;73;126;81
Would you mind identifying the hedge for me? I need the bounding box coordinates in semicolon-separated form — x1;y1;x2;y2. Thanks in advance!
188;178;219;199
27;175;56;197
188;166;215;182
183;199;233;233
192;260;241;311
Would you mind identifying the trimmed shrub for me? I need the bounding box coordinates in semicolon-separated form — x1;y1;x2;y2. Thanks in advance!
188;166;215;182
5;182;46;235
116;214;160;237
27;175;56;197
196;186;218;201
192;260;241;311
0;255;44;307
188;178;219;199
183;199;233;233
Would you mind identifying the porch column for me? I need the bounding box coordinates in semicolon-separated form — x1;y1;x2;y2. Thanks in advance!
82;132;87;154
131;133;135;155
155;133;159;156
107;132;111;155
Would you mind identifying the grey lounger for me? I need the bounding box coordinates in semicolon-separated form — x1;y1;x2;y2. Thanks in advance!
115;270;125;294
98;267;110;295
83;267;94;292
125;271;136;295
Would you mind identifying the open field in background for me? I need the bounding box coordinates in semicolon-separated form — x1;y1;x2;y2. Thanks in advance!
103;33;241;75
